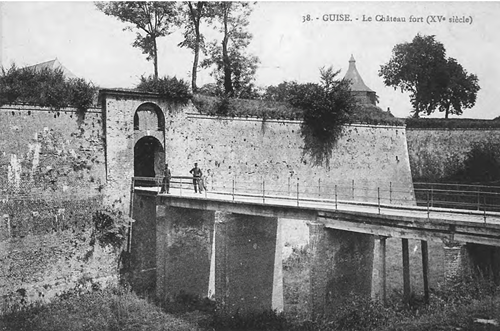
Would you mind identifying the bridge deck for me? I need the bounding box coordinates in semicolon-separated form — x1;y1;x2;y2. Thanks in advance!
134;186;500;246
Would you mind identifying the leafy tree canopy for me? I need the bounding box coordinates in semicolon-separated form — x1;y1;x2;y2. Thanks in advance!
437;58;480;118
201;2;259;97
178;2;217;92
0;63;97;111
95;2;180;79
202;40;260;99
379;34;480;118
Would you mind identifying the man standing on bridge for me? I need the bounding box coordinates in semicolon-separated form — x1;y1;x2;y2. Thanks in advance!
160;163;171;194
190;163;203;194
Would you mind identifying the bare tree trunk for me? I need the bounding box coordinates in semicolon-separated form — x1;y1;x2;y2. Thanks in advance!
192;27;200;92
188;1;202;92
192;47;199;92
222;4;233;96
153;37;158;80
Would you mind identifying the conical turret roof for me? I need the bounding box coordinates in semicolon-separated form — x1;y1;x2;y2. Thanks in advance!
344;55;373;92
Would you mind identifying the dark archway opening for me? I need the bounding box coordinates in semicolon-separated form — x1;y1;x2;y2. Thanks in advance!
134;136;165;183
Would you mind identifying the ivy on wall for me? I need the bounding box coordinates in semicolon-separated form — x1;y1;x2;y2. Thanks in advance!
89;208;133;251
287;67;357;167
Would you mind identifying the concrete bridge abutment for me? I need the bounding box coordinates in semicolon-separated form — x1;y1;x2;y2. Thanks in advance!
308;222;375;319
214;212;284;315
129;194;158;296
156;205;215;304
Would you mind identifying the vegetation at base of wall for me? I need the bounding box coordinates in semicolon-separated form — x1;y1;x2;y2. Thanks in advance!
0;63;97;111
0;286;202;331
2;277;499;331
136;75;192;104
406;117;500;129
209;274;500;331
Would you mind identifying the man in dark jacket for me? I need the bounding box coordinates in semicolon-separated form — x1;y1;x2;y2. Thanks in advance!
160;163;171;194
189;163;202;193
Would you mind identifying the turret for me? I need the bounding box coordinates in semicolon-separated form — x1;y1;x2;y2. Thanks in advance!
344;55;377;105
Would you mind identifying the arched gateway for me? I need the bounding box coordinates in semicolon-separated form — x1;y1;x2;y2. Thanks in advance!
133;102;166;179
99;88;169;212
134;136;164;178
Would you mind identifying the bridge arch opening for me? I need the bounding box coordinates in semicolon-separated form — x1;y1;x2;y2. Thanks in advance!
134;136;165;178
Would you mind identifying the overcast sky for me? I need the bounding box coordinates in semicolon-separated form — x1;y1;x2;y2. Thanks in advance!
1;1;499;119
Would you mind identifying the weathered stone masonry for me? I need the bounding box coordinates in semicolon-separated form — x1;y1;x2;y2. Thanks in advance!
406;127;500;181
0;105;117;312
8;91;495;315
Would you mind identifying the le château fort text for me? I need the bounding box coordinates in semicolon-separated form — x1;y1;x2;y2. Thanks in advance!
303;13;472;24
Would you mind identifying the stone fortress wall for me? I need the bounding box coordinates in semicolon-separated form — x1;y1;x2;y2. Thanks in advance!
0;105;116;312
406;127;500;181
5;94;493;312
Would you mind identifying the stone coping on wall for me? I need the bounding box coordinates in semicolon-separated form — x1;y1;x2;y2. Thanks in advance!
186;112;407;129
1;104;101;114
99;88;163;100
406;127;500;131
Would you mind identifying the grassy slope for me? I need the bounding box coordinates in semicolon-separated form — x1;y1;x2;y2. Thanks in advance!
0;287;202;331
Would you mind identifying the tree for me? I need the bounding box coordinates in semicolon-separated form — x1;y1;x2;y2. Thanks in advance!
203;40;259;98
380;34;448;118
380;34;480;118
201;2;259;97
178;2;216;92
263;82;295;101
437;58;480;118
95;2;179;79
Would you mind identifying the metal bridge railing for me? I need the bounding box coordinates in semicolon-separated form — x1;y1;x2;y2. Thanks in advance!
133;176;500;223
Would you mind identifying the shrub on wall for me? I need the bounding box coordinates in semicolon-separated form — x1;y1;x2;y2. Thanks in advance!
289;67;357;167
89;208;133;252
136;75;192;104
0;63;97;111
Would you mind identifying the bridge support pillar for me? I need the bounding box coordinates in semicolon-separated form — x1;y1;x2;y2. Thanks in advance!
156;205;214;305
402;238;411;305
443;240;470;284
308;222;375;319
371;236;387;304
214;212;283;316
